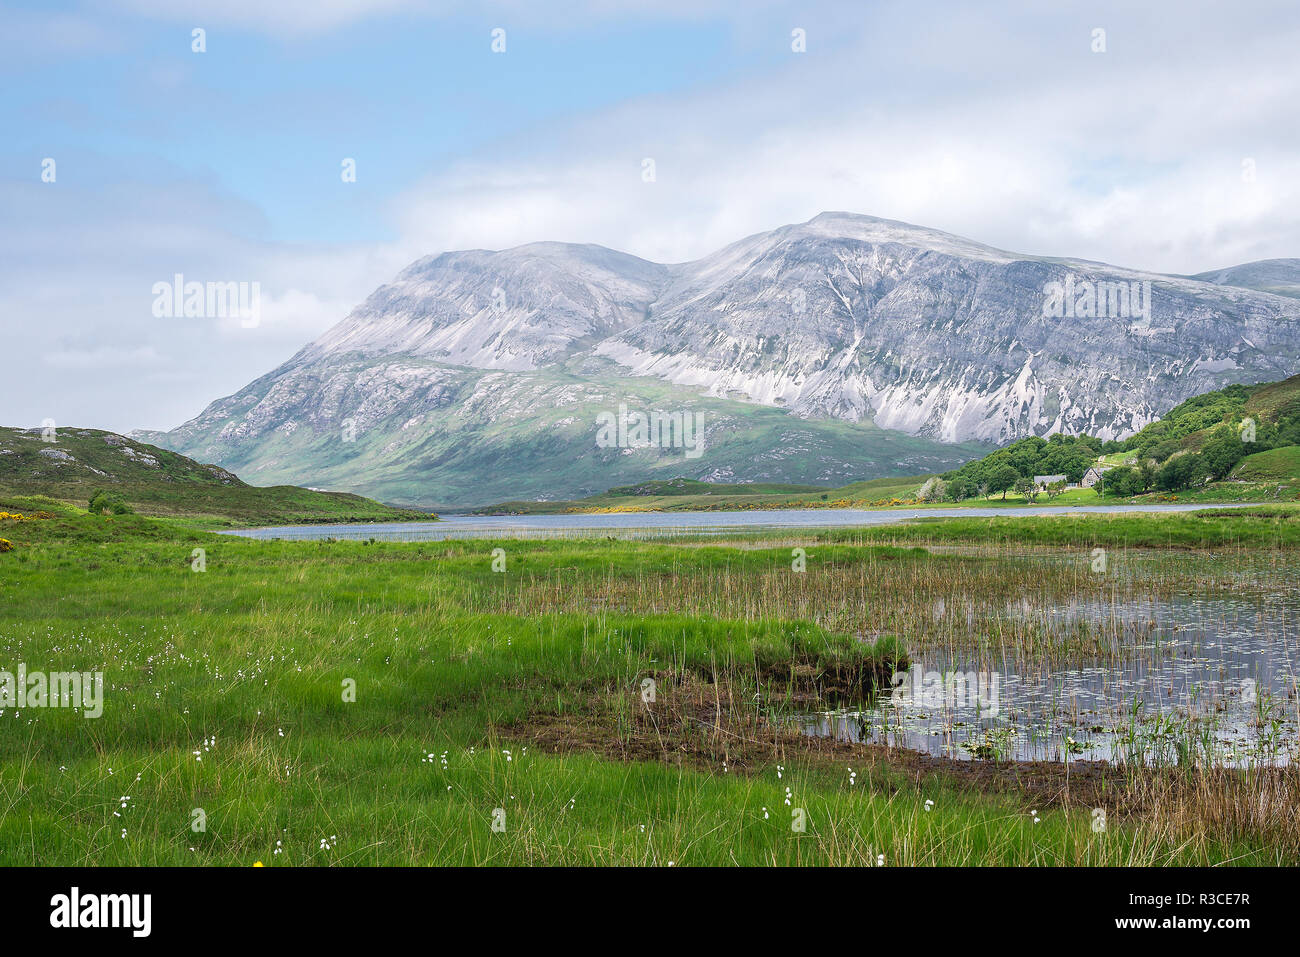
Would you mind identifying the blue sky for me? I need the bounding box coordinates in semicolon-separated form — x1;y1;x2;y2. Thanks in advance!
3;6;778;243
3;0;1299;432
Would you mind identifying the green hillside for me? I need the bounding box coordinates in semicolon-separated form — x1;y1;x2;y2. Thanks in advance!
139;364;989;509
0;427;426;526
479;374;1300;513
926;374;1300;503
924;373;1297;502
1232;445;1300;482
1104;373;1300;494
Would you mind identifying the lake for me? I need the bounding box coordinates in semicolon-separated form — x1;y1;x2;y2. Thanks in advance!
221;502;1248;541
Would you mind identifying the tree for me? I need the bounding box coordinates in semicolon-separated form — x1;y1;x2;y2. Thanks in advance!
1198;427;1247;481
1148;439;1182;464
988;464;1021;500
1096;465;1141;497
946;478;975;503
1155;454;1199;492
1138;459;1156;492
1015;476;1039;502
917;477;947;503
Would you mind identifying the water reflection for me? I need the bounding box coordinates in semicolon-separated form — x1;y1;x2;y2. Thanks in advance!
804;594;1299;768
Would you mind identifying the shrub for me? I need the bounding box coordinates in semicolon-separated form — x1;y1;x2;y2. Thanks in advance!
88;490;134;515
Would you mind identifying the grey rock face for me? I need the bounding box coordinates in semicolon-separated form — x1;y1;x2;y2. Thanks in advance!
144;213;1300;501
596;213;1300;443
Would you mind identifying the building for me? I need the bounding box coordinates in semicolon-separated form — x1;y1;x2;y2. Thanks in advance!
1080;465;1111;489
1033;473;1066;490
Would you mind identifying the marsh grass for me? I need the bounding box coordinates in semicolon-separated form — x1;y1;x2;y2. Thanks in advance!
0;509;1296;864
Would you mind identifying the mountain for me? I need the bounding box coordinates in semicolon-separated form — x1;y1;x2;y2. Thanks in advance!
1193;259;1300;300
136;363;986;508
0;427;424;524
138;213;1300;507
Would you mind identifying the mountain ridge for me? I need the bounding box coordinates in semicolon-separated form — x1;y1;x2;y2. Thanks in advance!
137;212;1300;507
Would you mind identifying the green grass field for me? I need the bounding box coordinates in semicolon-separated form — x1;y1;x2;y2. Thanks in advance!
1232;445;1300;482
1;503;1296;865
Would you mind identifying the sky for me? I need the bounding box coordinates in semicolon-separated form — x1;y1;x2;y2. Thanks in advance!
3;0;1299;433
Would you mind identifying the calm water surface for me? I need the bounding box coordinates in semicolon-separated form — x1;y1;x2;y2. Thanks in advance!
221;502;1247;541
804;592;1300;768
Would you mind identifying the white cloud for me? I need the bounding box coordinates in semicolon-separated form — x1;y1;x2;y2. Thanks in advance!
42;345;165;369
5;0;1300;435
385;5;1300;273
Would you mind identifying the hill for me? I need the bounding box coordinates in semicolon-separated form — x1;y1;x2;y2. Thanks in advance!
934;373;1300;501
1193;258;1300;300
477;374;1300;512
139;212;1300;507
0;427;426;525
